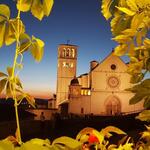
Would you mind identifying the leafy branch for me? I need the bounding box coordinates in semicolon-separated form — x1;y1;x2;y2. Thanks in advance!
0;0;54;144
101;0;150;121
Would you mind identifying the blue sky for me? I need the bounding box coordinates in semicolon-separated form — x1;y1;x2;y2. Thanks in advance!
0;0;129;98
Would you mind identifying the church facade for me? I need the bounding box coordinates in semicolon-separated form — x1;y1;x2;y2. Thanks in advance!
56;44;144;116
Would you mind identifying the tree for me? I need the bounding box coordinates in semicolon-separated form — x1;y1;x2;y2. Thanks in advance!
101;0;150;121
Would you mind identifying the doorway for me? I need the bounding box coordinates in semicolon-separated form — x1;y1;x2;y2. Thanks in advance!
105;96;121;115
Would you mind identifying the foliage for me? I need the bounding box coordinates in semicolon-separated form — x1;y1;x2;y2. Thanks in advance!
0;0;54;144
101;0;150;121
0;125;150;149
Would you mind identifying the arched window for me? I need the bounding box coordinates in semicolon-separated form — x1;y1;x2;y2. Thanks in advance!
62;48;66;57
66;48;70;57
71;49;75;58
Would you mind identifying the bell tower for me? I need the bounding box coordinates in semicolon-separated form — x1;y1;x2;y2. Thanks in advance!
56;44;78;107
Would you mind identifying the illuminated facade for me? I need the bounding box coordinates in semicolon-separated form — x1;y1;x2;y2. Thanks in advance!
56;45;144;115
56;44;78;107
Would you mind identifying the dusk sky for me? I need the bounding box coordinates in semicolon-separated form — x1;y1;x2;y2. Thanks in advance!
0;0;129;99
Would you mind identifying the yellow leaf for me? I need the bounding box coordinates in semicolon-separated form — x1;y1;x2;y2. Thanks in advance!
101;0;113;20
136;110;150;122
4;21;16;46
5;19;25;46
19;33;31;53
30;36;44;62
7;67;13;77
121;29;136;37
0;78;7;94
24;93;36;108
112;34;131;43
53;136;81;149
43;0;54;16
0;24;6;47
136;32;142;46
92;129;104;144
6;81;12;98
100;126;126;138
144;38;150;48
0;4;10;20
116;6;136;16
31;0;44;21
76;127;94;141
114;44;128;56
111;13;131;36
131;13;144;29
126;0;138;12
128;42;135;57
0;72;7;77
17;0;32;12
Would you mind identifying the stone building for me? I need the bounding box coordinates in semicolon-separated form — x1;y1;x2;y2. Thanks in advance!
56;44;144;115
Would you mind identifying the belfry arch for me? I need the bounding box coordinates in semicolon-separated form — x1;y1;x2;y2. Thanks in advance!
104;95;121;115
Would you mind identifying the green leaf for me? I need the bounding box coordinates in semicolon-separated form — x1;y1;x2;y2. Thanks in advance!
141;79;150;88
53;136;81;150
129;93;147;105
136;110;150;122
30;36;44;62
0;78;7;94
0;72;8;77
0;4;10;20
31;0;44;21
20;139;50;150
130;73;144;84
17;0;32;12
43;0;54;16
144;97;150;109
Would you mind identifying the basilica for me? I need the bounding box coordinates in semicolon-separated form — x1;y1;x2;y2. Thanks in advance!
56;44;144;116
